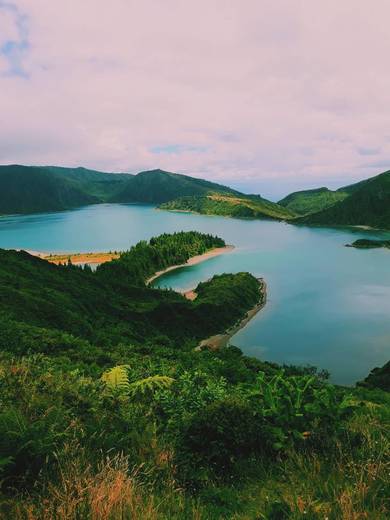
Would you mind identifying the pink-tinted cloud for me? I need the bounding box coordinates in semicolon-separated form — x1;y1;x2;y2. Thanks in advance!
1;0;390;197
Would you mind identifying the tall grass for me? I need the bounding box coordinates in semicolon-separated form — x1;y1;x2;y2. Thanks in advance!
2;449;203;520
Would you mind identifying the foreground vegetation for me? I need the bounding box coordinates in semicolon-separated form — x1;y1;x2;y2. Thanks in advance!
0;231;388;518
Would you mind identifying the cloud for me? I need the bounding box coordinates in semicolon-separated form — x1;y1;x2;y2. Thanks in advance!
0;1;29;76
150;144;209;155
358;147;381;156
2;0;390;196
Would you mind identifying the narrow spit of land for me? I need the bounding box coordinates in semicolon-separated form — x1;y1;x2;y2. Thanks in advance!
145;245;235;286
196;278;267;350
27;245;235;301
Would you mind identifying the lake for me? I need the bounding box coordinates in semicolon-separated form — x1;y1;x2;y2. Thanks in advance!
1;203;389;385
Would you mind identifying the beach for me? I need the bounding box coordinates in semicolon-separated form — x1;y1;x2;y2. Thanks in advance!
145;245;234;286
196;278;267;350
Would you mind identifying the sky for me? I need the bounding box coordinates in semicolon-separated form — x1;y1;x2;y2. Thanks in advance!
1;1;390;199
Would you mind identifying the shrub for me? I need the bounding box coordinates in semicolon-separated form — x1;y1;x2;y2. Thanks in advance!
177;398;262;477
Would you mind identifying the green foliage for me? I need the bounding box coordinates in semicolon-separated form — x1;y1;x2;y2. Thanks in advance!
160;193;296;221
251;371;357;452
98;230;225;286
0;165;243;215
278;187;348;215
0;165;98;214
110;168;242;204
348;238;390;249
101;365;131;392
300;170;390;229
0;233;258;349
359;360;390;391
129;375;175;398
101;366;175;400
0;227;388;517
178;398;261;477
155;370;229;432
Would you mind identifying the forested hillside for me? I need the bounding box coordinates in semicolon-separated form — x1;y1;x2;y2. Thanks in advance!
0;165;99;214
0;231;388;518
278;187;348;215
160;193;296;221
111;169;241;203
297;171;390;229
0;165;243;215
0;232;253;346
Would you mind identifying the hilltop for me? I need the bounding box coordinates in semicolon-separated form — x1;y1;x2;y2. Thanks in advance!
0;164;292;221
278;187;348;215
0;165;242;215
298;170;390;229
160;193;296;221
2;164;390;229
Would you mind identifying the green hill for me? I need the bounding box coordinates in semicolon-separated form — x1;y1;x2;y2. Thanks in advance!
0;165;100;214
110;168;241;204
0;165;244;215
42;165;133;200
0;232;259;347
278;187;348;215
299;170;390;229
160;193;296;221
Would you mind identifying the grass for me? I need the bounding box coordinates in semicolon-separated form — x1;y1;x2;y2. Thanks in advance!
3;394;388;519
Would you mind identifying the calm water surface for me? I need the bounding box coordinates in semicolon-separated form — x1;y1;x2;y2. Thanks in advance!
1;203;389;385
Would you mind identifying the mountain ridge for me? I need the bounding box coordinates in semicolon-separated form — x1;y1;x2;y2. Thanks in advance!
298;170;390;229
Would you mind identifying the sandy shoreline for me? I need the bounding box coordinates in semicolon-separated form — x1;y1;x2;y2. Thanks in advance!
146;245;234;286
24;245;234;276
196;278;267;351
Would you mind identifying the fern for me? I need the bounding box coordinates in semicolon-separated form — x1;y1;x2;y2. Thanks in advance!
129;375;174;397
101;365;131;392
101;368;174;399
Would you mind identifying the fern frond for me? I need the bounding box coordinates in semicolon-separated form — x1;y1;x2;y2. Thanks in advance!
101;365;131;392
129;375;174;397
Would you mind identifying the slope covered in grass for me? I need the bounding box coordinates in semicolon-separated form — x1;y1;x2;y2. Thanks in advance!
278;187;348;215
160;193;296;221
110;169;242;204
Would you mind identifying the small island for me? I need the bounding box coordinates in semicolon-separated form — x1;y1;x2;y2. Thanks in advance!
347;238;390;249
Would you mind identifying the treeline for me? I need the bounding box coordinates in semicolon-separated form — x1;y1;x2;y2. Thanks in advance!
0;233;250;352
97;231;225;286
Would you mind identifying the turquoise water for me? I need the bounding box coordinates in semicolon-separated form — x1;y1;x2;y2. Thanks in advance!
1;203;389;385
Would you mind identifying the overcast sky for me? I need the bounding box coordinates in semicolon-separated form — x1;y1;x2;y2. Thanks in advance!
1;1;390;199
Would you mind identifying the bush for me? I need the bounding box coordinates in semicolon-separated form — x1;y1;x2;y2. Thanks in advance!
177;398;262;477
